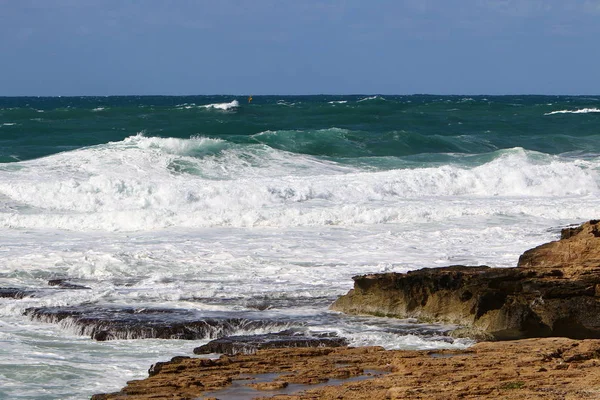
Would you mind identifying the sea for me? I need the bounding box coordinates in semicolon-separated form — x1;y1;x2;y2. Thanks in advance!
1;95;599;399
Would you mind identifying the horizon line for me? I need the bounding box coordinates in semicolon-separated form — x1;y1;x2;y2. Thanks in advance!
1;93;599;98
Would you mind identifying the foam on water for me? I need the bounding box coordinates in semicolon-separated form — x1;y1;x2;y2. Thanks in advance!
357;95;384;102
0;212;591;398
0;139;598;231
1;99;600;399
199;100;239;110
544;107;600;115
0;317;204;400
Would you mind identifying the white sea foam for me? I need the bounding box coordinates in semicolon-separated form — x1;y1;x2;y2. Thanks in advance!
200;100;239;110
174;103;197;110
1;122;16;126
0;140;598;232
344;332;473;350
328;100;348;104
2;103;600;400
92;107;106;112
276;100;296;106
1;135;597;398
358;96;384;102
544;108;600;115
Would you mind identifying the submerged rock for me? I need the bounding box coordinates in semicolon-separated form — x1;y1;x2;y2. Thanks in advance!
47;279;91;290
193;329;348;355
332;220;600;341
0;287;35;299
24;305;296;341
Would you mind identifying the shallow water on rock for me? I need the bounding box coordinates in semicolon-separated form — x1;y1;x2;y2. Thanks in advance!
198;370;388;400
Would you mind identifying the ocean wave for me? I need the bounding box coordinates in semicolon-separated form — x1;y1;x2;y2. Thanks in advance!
92;107;107;112
0;145;598;231
357;96;385;102
328;100;348;104
544;108;600;115
276;100;296;106
200;100;239;110
123;133;227;157
251;128;365;157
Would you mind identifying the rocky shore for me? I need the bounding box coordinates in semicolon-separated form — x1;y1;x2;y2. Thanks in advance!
331;220;600;340
92;338;600;399
88;220;600;399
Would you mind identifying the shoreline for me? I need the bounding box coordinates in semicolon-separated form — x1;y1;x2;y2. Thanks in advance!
92;220;600;399
92;338;600;399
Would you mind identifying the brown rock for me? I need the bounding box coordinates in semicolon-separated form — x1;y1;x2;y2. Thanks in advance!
249;380;289;390
331;220;600;340
518;220;600;268
92;338;600;400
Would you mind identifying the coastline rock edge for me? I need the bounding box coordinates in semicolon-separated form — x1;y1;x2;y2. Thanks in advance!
331;220;600;341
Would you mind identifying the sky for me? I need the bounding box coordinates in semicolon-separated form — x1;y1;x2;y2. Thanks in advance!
1;0;599;96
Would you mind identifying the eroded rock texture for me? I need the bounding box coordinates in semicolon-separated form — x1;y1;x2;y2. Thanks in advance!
92;338;600;400
24;305;295;341
331;220;600;340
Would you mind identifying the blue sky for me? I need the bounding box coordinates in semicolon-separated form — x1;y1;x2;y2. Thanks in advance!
1;0;599;95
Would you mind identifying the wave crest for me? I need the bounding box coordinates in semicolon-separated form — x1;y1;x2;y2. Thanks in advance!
0;146;598;231
200;100;239;110
544;108;600;115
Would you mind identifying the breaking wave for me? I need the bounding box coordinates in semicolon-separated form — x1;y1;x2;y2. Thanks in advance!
545;108;600;115
0;138;598;231
200;100;239;110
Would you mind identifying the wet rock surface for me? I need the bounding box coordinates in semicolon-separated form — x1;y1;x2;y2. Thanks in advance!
331;220;600;340
0;287;36;299
90;221;600;399
24;305;295;341
193;329;348;355
47;279;91;290
91;338;600;400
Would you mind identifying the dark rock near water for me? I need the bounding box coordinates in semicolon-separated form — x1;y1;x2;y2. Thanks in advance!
24;305;296;341
47;279;91;290
332;220;600;341
193;329;348;355
0;287;35;299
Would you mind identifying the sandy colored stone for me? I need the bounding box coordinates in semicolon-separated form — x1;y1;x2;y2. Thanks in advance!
92;338;600;399
91;220;600;399
249;381;289;391
331;220;600;340
518;220;600;268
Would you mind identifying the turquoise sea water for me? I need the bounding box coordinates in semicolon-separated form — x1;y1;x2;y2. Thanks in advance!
0;95;599;399
2;95;600;164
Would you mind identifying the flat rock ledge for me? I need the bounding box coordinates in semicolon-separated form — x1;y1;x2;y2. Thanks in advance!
92;338;600;399
24;306;295;341
193;330;348;355
331;220;600;341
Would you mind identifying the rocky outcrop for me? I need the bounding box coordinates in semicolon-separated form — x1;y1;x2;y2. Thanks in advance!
24;305;296;341
91;337;600;400
193;329;348;355
518;220;600;268
0;287;35;299
47;279;91;290
331;220;600;340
